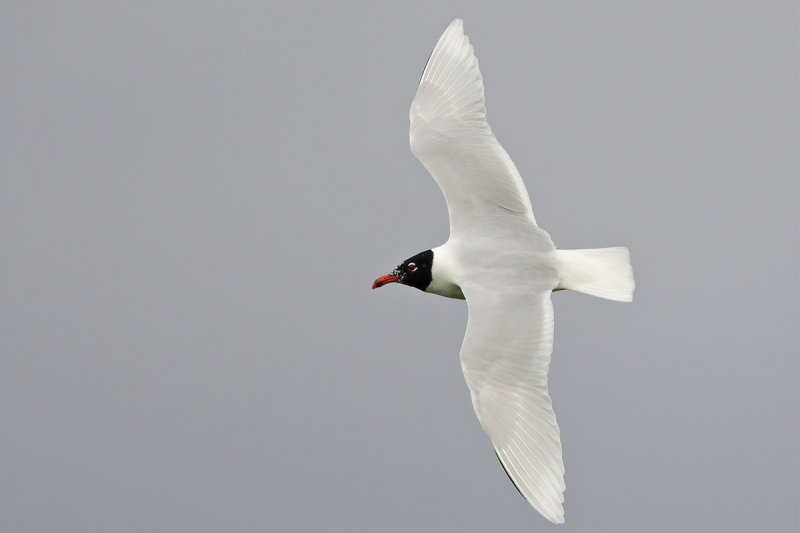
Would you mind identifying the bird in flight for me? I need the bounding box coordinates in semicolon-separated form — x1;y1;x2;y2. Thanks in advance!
372;19;635;524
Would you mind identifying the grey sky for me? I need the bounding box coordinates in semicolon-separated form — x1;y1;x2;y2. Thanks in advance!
1;1;797;532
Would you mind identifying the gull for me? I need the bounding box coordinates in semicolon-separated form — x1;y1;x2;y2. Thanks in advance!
372;19;635;524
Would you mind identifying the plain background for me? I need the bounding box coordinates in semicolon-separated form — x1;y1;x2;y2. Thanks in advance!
1;2;798;532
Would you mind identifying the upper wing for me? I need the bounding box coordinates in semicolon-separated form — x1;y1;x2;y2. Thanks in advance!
459;273;566;524
410;20;541;240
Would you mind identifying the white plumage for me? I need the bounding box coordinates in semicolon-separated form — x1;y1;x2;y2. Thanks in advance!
379;19;635;524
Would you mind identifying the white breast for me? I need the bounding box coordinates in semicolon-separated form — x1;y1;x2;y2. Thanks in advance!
426;244;465;299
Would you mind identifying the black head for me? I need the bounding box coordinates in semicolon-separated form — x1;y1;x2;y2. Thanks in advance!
372;249;433;292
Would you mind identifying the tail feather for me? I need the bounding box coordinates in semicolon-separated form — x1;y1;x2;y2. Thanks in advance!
554;247;635;302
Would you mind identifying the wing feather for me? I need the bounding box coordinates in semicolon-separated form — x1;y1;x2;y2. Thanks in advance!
410;20;544;240
460;279;566;524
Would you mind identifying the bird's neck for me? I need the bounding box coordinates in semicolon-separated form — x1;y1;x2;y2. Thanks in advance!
427;243;465;300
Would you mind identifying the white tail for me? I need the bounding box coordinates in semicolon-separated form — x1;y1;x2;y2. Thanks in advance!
554;247;635;302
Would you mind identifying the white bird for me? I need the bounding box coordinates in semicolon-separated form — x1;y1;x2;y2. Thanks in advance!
372;19;635;524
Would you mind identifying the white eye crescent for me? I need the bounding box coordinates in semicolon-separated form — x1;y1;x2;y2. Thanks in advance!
407;263;417;272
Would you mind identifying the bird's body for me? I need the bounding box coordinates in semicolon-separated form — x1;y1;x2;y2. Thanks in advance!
372;20;634;524
428;239;556;299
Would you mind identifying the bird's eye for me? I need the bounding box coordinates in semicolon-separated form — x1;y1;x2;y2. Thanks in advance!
407;263;417;272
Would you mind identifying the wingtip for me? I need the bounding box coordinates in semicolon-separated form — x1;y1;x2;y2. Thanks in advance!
544;502;566;524
543;503;566;524
445;18;465;36
535;504;565;524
